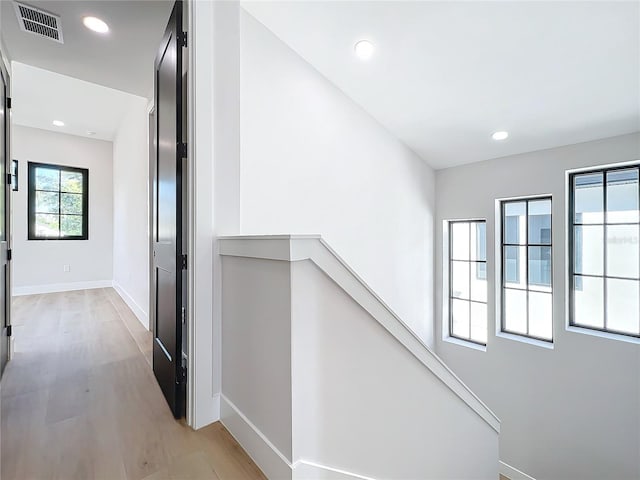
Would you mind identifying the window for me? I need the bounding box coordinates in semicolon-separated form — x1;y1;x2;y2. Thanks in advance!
449;220;487;345
501;197;553;341
570;165;639;338
28;162;88;240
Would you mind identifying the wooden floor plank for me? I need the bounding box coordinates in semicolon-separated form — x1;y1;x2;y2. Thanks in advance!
1;288;266;480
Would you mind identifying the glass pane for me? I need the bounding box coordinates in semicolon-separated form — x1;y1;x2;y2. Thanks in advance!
470;264;487;302
606;224;639;279
574;172;603;224
451;261;470;300
61;170;84;193
504;202;526;244
470;302;487;344
470;222;486;261
35;191;59;214
606;169;639;224
504;246;525;288
529;291;552;340
60;215;83;237
35;214;59;237
529;246;552;290
61;193;82;215
35;166;60;191
451;222;469;261
504;288;527;334
607;279;640;335
574;275;604;329
528;199;552;244
574;225;603;276
451;299;470;339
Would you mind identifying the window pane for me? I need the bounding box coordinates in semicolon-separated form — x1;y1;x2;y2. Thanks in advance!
35;214;59;237
528;199;552;244
529;246;552;290
35;191;59;214
35;167;60;191
470;302;487;344
574;275;604;329
606;169;639;224
451;261;470;300
504;288;527;334
61;171;84;194
529;291;552;340
504;246;525;287
574;225;603;276
607;279;640;335
61;193;82;215
470;222;486;261
574;173;603;224
470;266;487;302
504;202;526;244
606;224;639;279
451;223;469;261
452;299;470;339
60;215;83;237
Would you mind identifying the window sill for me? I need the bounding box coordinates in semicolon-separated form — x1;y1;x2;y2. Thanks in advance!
496;331;554;350
443;336;487;352
566;325;640;345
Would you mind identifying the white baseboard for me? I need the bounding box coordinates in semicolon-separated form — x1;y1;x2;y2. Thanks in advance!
500;461;536;480
13;280;113;296
112;281;149;330
292;461;376;480
220;394;293;480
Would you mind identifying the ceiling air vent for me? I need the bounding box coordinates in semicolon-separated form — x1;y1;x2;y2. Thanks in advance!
13;2;63;44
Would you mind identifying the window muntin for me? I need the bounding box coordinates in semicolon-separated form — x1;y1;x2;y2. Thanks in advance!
570;165;639;337
501;197;553;341
28;162;88;240
449;220;487;345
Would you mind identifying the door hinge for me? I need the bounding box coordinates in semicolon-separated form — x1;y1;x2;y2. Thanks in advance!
178;364;187;384
178;31;187;48
7;249;11;261
7;173;11;185
6;325;11;337
6;97;11;109
179;142;187;159
181;254;187;270
181;306;186;324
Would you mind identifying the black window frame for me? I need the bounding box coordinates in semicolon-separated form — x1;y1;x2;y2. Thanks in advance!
500;196;553;342
569;163;640;339
28;162;89;241
448;219;488;347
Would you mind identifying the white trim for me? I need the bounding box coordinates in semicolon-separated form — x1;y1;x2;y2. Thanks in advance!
499;460;536;480
12;280;113;296
292;461;377;480
495;331;554;350
443;335;487;352
220;394;293;480
565;325;640;345
113;281;149;330
218;235;500;433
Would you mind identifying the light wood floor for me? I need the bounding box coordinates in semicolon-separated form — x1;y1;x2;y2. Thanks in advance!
1;288;266;480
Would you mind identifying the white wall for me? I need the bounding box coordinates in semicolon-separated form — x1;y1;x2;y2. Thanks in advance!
239;10;436;345
435;133;640;479
112;96;150;328
12;126;113;293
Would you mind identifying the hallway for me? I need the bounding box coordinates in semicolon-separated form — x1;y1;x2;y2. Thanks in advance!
1;288;266;480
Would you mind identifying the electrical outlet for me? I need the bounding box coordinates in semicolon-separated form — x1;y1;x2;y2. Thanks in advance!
63;265;70;272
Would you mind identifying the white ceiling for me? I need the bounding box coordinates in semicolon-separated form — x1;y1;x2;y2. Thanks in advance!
243;1;640;169
11;62;140;141
1;0;173;98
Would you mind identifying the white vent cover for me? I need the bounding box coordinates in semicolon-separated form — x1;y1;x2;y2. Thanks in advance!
13;2;63;44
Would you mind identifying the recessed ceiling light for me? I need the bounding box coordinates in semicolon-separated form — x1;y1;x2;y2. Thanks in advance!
52;120;65;127
492;131;509;141
87;131;96;136
83;16;109;34
354;40;374;60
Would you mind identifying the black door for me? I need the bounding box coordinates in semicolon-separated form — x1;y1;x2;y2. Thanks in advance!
0;57;11;377
152;0;186;418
